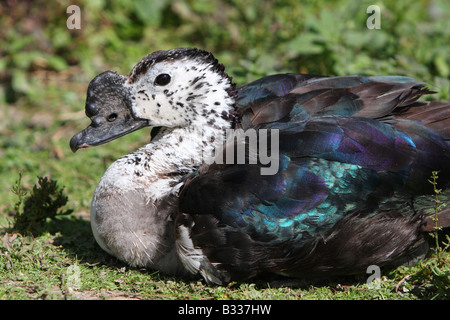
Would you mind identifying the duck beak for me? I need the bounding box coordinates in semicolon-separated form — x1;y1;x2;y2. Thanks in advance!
70;108;150;152
70;70;152;152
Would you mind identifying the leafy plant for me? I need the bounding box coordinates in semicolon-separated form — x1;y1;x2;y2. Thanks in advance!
427;171;450;258
393;171;450;299
11;173;73;236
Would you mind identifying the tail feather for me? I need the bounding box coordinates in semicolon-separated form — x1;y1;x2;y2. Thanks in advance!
395;101;450;140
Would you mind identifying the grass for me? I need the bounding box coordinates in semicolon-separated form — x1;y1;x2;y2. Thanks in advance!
1;0;449;300
0;219;448;300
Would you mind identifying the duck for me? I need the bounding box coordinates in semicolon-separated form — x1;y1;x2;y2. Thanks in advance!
70;48;450;285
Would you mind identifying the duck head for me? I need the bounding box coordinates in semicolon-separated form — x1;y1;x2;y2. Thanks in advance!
70;48;237;152
70;71;150;152
125;48;236;128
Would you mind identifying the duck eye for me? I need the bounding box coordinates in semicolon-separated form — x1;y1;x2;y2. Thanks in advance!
154;73;171;86
107;113;118;122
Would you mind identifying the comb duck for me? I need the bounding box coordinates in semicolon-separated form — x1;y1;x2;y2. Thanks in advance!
70;48;450;284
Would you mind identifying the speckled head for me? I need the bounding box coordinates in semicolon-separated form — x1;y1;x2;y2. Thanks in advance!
70;48;238;152
124;48;237;129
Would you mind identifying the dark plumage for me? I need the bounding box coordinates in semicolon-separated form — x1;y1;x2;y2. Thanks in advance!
71;48;450;285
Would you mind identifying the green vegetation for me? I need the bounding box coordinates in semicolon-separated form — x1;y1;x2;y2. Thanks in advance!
0;0;449;299
11;173;73;236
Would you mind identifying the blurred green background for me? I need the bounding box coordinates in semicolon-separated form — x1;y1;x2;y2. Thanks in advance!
1;0;449;215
